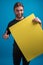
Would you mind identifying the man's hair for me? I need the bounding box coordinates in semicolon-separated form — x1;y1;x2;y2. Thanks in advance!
14;2;24;10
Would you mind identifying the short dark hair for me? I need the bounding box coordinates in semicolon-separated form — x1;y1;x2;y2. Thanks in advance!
14;2;24;10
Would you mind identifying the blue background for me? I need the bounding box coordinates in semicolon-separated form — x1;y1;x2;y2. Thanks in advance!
0;0;43;65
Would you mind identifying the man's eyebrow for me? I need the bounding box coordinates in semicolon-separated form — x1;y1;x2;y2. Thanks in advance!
16;9;23;11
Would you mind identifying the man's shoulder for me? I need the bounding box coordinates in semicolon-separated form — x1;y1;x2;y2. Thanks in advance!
8;19;16;27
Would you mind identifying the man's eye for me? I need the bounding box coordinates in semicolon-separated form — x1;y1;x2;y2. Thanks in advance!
16;10;19;12
16;9;23;12
20;9;23;11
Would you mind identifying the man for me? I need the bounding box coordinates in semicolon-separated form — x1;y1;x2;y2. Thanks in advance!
3;2;42;65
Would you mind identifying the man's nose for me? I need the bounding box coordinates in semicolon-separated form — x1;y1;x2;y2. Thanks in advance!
18;11;21;14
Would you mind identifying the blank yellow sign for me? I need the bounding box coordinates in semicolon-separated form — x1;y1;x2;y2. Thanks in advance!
9;14;43;62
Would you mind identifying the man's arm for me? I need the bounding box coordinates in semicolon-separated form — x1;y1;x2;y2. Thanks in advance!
3;22;11;39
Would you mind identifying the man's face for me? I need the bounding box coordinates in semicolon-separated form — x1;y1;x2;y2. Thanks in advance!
14;6;24;18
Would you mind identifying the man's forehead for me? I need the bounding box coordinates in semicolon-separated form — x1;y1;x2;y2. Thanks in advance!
15;6;23;10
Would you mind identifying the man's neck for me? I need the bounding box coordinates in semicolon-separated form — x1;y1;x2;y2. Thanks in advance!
16;16;24;20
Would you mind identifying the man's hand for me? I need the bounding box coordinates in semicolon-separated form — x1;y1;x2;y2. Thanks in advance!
3;31;9;39
32;17;41;24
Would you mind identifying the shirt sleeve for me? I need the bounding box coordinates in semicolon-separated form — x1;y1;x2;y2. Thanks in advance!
6;23;11;35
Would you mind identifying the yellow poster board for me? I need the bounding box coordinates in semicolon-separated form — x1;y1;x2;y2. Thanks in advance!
9;14;43;62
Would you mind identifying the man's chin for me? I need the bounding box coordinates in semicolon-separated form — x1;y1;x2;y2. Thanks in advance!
16;14;23;19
